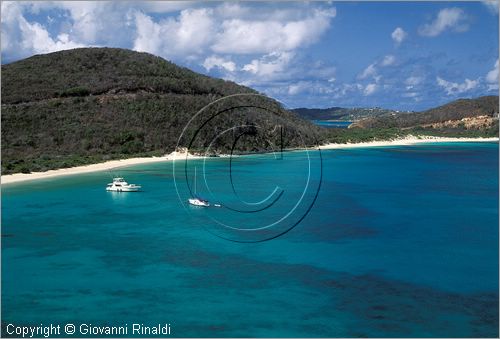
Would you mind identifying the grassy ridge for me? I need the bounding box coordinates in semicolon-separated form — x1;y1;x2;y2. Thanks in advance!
352;96;499;129
1;48;324;174
322;120;499;144
1;47;252;104
2;48;498;175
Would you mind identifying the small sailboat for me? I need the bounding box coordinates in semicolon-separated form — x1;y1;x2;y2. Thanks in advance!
188;197;210;207
188;167;210;207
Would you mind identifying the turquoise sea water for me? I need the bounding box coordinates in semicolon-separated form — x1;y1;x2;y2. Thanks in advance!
2;143;498;337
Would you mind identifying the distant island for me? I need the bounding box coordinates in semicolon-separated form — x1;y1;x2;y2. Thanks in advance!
2;47;498;175
293;96;498;131
292;106;409;121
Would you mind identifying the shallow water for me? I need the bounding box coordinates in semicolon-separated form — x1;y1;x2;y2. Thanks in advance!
2;143;498;337
312;120;352;128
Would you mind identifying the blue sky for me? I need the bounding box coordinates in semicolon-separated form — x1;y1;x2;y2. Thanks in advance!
1;1;498;110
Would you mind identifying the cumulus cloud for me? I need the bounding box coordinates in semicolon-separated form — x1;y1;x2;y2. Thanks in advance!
418;7;469;37
402;92;419;98
404;75;425;91
364;83;378;96
436;76;479;95
381;54;396;66
2;2;337;65
486;59;499;83
481;0;499;14
134;8;216;59
359;63;377;80
485;59;499;91
32;2;137;45
286;80;337;96
202;55;236;72
1;2;84;61
212;8;336;54
132;5;336;59
358;55;396;81
288;81;309;95
391;27;407;45
242;51;294;79
405;76;424;86
1;1;143;61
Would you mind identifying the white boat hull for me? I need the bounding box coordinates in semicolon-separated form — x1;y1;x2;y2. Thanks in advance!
106;185;141;192
188;198;210;207
106;177;141;192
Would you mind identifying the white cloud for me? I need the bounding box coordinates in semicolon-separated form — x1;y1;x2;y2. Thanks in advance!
364;83;378;96
405;76;424;86
418;7;469;37
436;76;479;95
288;81;309;95
481;0;499;14
287;80;335;96
1;1;140;60
391;27;407;44
202;55;236;72
381;54;396;66
331;83;363;99
486;59;499;83
2;2;336;64
123;5;338;59
134;8;216;59
212;8;336;54
1;2;84;60
359;63;377;79
402;92;419;98
242;51;294;78
358;55;395;81
33;2;136;45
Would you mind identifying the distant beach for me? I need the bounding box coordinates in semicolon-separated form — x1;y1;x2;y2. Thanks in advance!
1;149;202;184
2;136;498;184
319;135;499;150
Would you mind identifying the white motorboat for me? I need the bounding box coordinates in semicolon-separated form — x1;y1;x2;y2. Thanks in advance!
106;177;141;192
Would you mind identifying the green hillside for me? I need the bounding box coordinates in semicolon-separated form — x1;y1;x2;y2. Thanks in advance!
1;48;323;174
2;48;497;175
303;96;499;144
352;96;499;129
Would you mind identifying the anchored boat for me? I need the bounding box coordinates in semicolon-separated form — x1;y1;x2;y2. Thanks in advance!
106;177;141;192
188;167;210;207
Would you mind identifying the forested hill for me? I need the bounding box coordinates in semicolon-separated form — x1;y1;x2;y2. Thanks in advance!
351;96;499;129
2;47;252;104
1;48;322;174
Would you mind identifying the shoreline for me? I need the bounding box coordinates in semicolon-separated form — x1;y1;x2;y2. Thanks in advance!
318;135;499;150
1;150;203;185
2;136;498;184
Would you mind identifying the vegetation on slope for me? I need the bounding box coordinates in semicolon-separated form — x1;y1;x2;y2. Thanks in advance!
2;48;498;175
351;96;499;129
1;47;253;104
2;48;324;174
321;120;499;144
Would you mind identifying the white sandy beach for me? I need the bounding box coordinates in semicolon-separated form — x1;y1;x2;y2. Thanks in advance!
1;149;203;184
2;136;498;184
319;135;499;150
